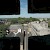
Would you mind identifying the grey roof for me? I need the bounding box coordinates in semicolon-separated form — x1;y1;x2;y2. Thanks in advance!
9;24;23;30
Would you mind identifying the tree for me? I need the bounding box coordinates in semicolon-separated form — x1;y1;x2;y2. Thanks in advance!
29;17;33;22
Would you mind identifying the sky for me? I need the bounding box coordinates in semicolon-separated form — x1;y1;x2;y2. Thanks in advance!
0;0;50;18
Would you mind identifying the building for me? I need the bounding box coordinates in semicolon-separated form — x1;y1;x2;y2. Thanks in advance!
0;20;5;24
28;21;50;36
9;24;22;33
40;21;48;28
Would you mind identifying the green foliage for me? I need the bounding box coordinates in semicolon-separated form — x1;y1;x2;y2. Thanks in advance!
0;18;40;37
48;21;50;28
6;17;39;24
0;24;10;37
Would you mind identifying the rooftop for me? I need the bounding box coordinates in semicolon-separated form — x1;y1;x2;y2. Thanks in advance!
9;24;22;30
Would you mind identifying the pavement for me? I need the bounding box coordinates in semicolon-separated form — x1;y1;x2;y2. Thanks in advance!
5;23;50;50
6;24;28;44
